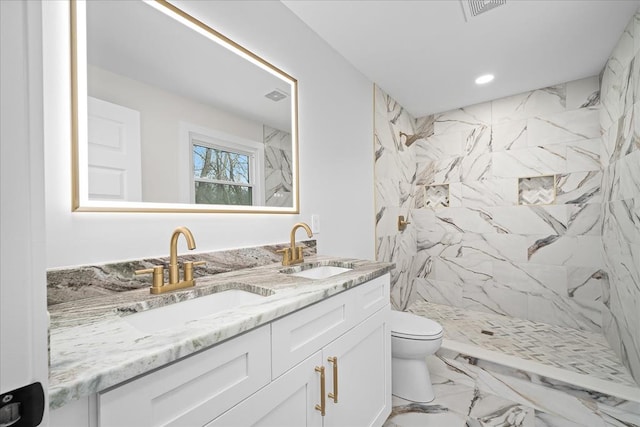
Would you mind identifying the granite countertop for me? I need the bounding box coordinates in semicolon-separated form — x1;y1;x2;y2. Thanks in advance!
48;255;393;410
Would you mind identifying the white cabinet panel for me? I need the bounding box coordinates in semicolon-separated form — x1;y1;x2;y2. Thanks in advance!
354;273;390;320
271;290;357;378
207;352;323;427
323;307;391;427
98;325;270;427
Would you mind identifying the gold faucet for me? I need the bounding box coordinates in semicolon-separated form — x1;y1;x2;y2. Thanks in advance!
279;222;313;266
135;226;205;294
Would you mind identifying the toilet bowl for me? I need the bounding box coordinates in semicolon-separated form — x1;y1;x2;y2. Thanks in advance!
390;310;443;403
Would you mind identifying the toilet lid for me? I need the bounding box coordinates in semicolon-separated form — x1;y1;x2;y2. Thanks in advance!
390;310;443;339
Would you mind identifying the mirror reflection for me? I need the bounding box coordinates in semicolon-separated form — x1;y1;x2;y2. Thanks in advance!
73;0;299;212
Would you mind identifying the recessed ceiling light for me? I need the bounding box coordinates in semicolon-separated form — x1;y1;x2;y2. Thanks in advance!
475;74;495;85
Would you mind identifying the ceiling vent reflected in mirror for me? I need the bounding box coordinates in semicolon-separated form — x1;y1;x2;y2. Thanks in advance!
460;0;506;21
265;89;288;102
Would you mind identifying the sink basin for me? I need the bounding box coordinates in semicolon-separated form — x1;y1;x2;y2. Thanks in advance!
121;289;266;333
289;266;352;280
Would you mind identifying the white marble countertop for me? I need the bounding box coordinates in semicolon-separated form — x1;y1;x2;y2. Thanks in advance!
48;255;393;409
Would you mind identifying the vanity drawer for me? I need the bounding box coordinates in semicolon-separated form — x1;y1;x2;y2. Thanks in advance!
271;289;357;379
354;273;390;322
98;325;270;427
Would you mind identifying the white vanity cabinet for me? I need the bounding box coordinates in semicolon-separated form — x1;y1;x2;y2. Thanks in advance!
209;275;391;427
50;273;391;427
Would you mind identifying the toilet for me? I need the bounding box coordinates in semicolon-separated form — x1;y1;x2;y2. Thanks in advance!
390;310;444;403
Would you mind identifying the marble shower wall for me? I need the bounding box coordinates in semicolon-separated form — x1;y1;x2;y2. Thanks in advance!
375;87;428;309
263;125;293;207
599;11;640;385
375;78;606;331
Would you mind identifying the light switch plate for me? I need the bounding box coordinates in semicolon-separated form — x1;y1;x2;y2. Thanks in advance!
311;214;320;233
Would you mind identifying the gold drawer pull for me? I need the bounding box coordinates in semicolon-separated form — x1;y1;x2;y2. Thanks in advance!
327;356;338;403
315;366;326;416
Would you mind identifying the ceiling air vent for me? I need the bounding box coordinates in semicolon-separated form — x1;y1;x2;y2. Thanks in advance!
264;89;288;102
460;0;506;21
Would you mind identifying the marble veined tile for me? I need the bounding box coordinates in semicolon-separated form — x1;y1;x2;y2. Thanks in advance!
492;85;566;124
449;182;463;208
526;235;603;267
601;60;634;131
555;171;602;204
528;107;600;146
462;281;528;318
567;266;607;302
565;138;602;173
610;104;636;164
635;102;640;147
432;257;493;284
619;150;640;201
492;145;566;178
607;199;640;244
460;125;492;182
492;260;567;295
375;177;401;210
608;14;636;77
565;76;600;110
480;205;567;235
414;277;463;307
411;301;638;388
527;293;603;333
565;203;602;236
432;232;529;263
433;102;491;136
467;392;535;427
415;132;464;161
635;12;640;57
433;207;498;234
415;156;461;185
461;178;518;208
491;119;528;152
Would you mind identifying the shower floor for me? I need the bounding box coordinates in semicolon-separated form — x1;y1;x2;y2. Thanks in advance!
382;301;640;426
408;300;638;391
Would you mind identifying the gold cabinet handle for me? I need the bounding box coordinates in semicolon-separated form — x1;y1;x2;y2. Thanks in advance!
315;366;326;416
327;356;338;403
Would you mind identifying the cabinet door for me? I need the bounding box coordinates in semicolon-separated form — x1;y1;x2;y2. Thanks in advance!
207;352;324;427
323;306;391;427
98;325;270;427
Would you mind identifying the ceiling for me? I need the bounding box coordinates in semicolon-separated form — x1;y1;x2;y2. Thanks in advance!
282;0;640;117
87;1;293;131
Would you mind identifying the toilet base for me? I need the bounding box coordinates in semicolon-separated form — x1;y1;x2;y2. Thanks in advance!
392;357;435;403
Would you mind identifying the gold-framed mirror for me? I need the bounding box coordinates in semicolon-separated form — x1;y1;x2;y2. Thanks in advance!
71;0;299;213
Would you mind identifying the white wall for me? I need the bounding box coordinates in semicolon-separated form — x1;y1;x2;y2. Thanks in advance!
88;65;265;203
44;0;375;268
1;0;49;422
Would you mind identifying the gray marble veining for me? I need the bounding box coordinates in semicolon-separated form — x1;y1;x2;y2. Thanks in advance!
600;9;640;386
374;24;640;386
384;351;639;427
47;254;393;410
47;240;316;306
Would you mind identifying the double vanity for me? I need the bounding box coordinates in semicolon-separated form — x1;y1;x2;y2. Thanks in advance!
48;246;393;427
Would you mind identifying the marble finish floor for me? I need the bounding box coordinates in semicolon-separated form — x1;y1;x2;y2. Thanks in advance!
384;353;640;427
408;301;637;388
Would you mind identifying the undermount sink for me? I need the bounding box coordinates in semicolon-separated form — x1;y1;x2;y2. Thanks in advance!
288;265;352;280
121;289;266;334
